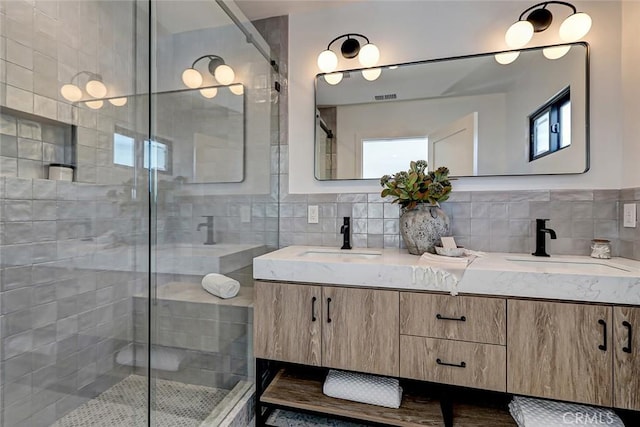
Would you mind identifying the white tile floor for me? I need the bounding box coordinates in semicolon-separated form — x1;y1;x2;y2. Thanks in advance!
53;375;228;427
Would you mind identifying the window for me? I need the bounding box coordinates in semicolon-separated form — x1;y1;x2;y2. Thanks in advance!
529;88;571;161
113;127;172;173
362;137;428;179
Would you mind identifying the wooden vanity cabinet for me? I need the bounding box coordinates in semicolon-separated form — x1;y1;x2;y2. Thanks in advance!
507;300;613;407
613;306;640;410
254;281;400;376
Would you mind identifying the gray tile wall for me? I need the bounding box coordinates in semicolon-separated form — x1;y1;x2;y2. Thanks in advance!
1;110;71;179
0;176;145;426
619;188;640;260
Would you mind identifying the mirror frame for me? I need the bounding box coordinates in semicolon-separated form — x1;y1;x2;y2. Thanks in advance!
313;42;590;181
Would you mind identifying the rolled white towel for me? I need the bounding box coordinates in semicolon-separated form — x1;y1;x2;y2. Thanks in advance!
508;396;624;427
323;369;403;409
201;273;240;299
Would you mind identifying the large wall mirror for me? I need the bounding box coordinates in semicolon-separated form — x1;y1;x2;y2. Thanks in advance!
314;43;589;180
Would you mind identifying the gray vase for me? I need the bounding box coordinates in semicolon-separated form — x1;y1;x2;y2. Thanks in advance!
400;204;450;255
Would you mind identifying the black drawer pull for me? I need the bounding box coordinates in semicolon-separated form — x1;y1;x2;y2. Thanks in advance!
598;319;607;351
436;314;467;322
311;297;317;322
623;321;632;354
327;298;332;323
436;358;466;368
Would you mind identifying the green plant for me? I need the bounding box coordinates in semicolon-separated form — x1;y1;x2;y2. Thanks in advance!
380;160;452;209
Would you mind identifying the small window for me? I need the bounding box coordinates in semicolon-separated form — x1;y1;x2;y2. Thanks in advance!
113;133;135;167
529;88;571;161
362;137;428;179
144;140;169;172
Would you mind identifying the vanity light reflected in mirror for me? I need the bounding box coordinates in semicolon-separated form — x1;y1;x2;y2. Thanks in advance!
181;54;235;89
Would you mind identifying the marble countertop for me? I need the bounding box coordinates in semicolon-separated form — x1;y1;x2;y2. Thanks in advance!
253;246;640;305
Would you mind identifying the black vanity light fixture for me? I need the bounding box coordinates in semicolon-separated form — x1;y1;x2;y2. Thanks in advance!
317;33;381;85
505;1;591;50
60;71;127;109
182;55;236;97
497;1;592;65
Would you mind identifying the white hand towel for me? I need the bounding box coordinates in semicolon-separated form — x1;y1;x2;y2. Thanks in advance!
508;396;624;427
323;369;403;409
201;273;240;299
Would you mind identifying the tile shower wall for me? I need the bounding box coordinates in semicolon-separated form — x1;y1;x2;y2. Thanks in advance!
619;188;640;260
0;176;144;426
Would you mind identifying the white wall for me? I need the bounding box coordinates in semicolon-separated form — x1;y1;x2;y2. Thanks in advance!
334;93;507;178
288;1;623;193
621;1;640;188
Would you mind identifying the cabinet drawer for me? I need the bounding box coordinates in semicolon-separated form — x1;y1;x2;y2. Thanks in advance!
400;335;506;392
400;293;506;345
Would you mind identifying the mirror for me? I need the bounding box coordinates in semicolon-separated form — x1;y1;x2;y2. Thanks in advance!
110;84;245;184
314;43;589;180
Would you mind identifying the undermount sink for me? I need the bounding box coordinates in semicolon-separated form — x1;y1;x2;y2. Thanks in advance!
298;249;382;260
505;257;632;273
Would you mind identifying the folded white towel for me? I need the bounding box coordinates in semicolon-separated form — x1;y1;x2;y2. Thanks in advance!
201;273;240;299
323;369;403;409
508;396;624;427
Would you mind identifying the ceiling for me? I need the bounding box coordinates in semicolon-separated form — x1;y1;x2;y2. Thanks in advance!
235;0;364;21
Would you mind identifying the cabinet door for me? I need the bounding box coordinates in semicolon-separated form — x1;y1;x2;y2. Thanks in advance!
507;300;612;406
614;306;640;410
254;281;322;366
323;287;399;376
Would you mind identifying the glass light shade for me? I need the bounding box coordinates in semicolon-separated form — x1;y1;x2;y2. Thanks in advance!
362;67;382;81
199;87;218;98
214;64;235;85
85;80;107;98
505;20;534;48
358;43;380;67
317;49;338;73
559;12;592;42
229;84;244;95
60;84;82;102
324;72;343;85
108;97;127;106
182;68;203;88
85;100;104;109
494;51;520;65
543;45;571;60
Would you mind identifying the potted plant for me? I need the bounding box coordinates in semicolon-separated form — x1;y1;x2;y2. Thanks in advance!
380;160;453;255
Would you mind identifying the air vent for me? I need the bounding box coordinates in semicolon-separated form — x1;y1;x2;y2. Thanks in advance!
374;93;397;101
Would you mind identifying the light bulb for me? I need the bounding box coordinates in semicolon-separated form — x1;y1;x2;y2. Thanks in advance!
182;68;203;88
494;51;520;65
543;45;571;60
60;84;82;102
214;64;235;85
108;97;127;106
362;68;382;81
85;100;104;109
505;20;534;48
358;43;380;67
559;12;592;42
200;87;218;99
229;84;244;95
317;49;338;73
85;80;107;98
389;65;399;70
324;72;343;85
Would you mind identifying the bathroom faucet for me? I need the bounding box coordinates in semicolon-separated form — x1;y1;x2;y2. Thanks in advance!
532;218;557;257
197;216;215;245
340;217;352;250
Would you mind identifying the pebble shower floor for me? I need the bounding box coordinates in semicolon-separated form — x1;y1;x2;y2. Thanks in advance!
51;375;228;427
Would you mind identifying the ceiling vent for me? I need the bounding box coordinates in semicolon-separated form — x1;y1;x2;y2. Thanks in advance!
374;93;397;101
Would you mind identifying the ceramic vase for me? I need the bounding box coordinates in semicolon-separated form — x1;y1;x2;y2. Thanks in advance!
400;204;450;255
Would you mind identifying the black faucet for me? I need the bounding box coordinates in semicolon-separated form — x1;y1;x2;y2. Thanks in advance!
197;216;215;245
340;217;352;250
532;218;557;257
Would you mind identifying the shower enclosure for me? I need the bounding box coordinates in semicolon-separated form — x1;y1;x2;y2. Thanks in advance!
0;0;279;425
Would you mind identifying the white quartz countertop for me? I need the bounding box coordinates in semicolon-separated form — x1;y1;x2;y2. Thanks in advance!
253;246;640;305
